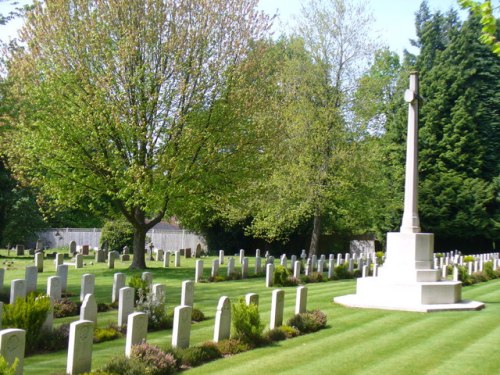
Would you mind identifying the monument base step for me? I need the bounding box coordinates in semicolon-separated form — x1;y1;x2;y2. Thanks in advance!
334;293;485;312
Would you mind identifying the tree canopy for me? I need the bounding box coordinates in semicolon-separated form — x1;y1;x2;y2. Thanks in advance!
4;0;272;267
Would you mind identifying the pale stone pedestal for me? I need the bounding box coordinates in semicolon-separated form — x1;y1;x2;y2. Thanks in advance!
334;232;484;312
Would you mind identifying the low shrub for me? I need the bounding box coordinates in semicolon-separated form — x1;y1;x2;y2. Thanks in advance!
130;342;178;375
176;342;222;367
97;302;112;312
300;272;325;284
279;325;301;338
37;324;70;353
99;356;147;375
287;309;327;334
333;264;353;280
191;308;205;322
53;298;80;318
231;299;264;346
129;276;150;303
0;355;18;375
225;272;242;281
484;261;499;279
273;265;291;286
136;288;169;331
463;255;475;263
216;338;252;356
208;275;225;282
2;294;51;354
264;328;287;342
94;324;123;343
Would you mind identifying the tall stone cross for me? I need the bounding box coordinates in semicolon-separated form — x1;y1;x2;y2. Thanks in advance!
401;72;421;234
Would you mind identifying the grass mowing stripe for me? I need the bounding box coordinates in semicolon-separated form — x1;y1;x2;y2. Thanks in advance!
354;310;492;375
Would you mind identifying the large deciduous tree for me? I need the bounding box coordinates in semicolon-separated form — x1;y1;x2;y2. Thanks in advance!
4;0;272;268
248;0;378;256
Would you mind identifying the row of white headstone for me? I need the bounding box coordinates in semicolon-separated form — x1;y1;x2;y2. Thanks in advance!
0;280;309;375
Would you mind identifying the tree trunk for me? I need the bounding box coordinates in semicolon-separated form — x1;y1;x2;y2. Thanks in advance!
309;213;321;258
130;225;147;269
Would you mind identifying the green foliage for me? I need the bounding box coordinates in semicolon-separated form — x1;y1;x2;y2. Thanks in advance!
37;324;70;353
273;265;291;286
129;276;150;303
175;342;222;367
463;256;475;263
264;328;287;342
135;287;168;331
99;219;134;252
93;325;123;344
459;0;500;55
53;298;80;318
0;355;18;375
100;356;151;375
231;299;264;345
286;309;327;334
130;342;178;375
191;308;205;322
2;294;51;353
215;339;252;356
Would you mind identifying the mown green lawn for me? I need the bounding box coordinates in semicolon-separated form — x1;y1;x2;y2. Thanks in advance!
1;251;499;375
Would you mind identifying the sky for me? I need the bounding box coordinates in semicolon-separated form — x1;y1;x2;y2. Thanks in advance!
0;0;491;57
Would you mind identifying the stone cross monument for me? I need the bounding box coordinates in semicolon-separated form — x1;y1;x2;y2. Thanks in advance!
334;72;484;312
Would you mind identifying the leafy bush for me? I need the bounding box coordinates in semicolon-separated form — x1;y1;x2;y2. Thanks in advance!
53;298;80;318
94;324;123;343
231;299;264;346
99;218;134;252
483;261;499;279
37;324;70;353
176;342;222;367
375;251;385;265
225;272;242;281
300;272;325;284
129;275;150;303
216;339;251;356
0;355;18;375
264;328;287;342
287;309;327;334
136;288;168;331
100;356;147;375
457;265;472;286
279;325;301;338
208;275;225;282
2;294;51;353
273;265;291;286
191;308;205;322
130;342;178;375
97;302;112;312
333;264;354;280
463;255;475;263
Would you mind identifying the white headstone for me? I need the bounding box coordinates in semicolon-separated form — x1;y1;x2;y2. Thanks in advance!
10;279;26;304
25;266;38;294
241;257;249;279
245;293;259;306
35;252;44;273
172;305;192;349
181;280;194;307
227;257;235;277
211;259;219;278
112;273;126;304
266;264;275;287
118;287;135;327
213;296;231;342
95;249;105;263
195;260;204;283
163;251;170;268
219;250;225;265
255;256;262;274
75;254;83;269
47;276;62;301
295;286;308;314
80;294;97;324
125;312;148;357
293;260;301;279
0;328;26;375
270;289;285;329
141;272;153;286
328;259;334;279
66;320;94;375
57;264;68;292
174;251;181;267
152;283;166;304
80;274;95;302
239;249;245;264
55;253;64;267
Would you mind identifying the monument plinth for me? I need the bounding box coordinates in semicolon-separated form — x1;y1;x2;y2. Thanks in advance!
334;72;484;312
